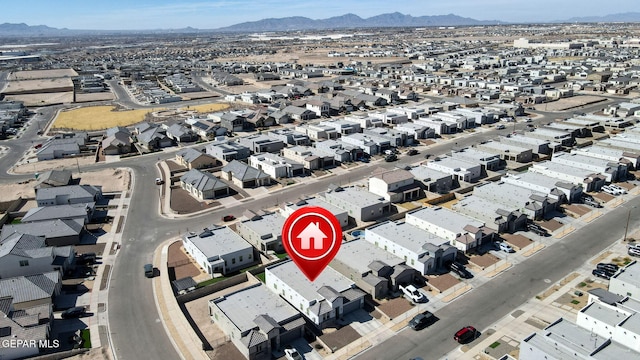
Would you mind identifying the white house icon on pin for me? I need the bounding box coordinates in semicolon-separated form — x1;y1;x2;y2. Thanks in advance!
297;222;327;250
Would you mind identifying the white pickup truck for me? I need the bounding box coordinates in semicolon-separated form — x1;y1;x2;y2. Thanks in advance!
399;284;426;303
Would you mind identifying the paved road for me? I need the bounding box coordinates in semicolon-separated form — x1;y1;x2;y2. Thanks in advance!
356;198;640;360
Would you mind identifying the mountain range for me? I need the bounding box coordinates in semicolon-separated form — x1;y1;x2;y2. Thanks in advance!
0;11;639;36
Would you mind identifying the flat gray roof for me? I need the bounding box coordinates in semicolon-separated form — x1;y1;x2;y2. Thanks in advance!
428;157;479;171
213;284;299;333
477;141;530;154
333;238;404;275
531;160;596;178
366;221;450;254
286;197;346;217
581;302;629;328
324;186;388;208
612;262;640;290
409;165;451;182
239;212;285;239
503;171;569;190
619;312;640;336
474;182;546;208
407;206;484;233
185;226;251;257
552;152;616;168
266;260;354;303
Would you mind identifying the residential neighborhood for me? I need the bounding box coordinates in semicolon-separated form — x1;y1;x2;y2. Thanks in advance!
2;9;640;360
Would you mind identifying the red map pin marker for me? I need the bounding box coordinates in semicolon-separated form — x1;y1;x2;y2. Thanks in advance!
282;206;342;282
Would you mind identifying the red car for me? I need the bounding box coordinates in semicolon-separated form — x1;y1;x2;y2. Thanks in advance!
222;215;235;222
454;326;477;343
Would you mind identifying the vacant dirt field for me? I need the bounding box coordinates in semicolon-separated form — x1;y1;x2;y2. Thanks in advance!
76;92;115;102
13;156;96;175
0;168;130;202
8;69;78;80
53;106;153;130
4;92;74;106
3;77;74;94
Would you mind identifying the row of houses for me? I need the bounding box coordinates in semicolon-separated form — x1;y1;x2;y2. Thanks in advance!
0;179;106;359
520;261;640;359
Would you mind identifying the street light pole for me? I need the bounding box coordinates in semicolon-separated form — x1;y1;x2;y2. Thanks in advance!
624;206;636;242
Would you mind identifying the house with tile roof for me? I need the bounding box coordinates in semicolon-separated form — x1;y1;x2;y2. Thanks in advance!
176;148;217;170
0;271;61;310
0;296;51;360
0;233;74;279
1;219;84;246
221;160;271;189
179;169;229;201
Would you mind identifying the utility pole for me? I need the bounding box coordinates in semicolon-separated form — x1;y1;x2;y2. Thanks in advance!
624;206;636;242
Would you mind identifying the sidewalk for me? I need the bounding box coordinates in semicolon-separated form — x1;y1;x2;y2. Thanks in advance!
152;239;208;360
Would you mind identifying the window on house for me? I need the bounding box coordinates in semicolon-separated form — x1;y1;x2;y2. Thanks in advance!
19;260;29;267
232;258;236;264
239;256;243;262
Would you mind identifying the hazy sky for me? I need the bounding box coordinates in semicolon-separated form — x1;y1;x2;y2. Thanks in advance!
3;0;636;30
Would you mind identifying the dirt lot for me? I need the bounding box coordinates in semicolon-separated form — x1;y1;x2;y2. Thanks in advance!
376;297;414;320
425;273;460;293
76;92;115;102
3;78;73;94
532;95;606;112
13;156;97;175
170;187;220;214
0;168;130;202
5;91;74;106
8;69;78;80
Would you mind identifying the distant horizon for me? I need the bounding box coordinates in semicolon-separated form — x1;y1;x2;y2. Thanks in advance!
2;1;638;31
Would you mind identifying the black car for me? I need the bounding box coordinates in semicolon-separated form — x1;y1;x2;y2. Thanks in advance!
384;154;398;162
407;149;419;156
450;262;473;279
61;306;86;319
77;253;97;265
409;311;435;330
592;269;611;280
596;263;619;274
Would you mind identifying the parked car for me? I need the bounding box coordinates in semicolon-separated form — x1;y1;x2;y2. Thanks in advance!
629;247;640;257
609;184;627;194
407;149;419;156
592;269;611;280
525;118;533;123
222;215;235;222
454;326;477;343
409;311;435;330
450;262;473;279
61;306;86;319
496;124;506;130
155;178;164;185
77;253;97;265
498;242;515;253
144;263;154;278
284;348;303;360
527;223;548;236
400;284;426;303
34;143;43;149
384;154;398;162
596;263;619;274
583;197;602;208
601;185;621;196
